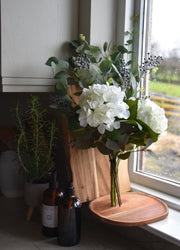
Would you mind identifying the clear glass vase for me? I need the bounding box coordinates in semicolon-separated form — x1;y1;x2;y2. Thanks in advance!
109;155;122;207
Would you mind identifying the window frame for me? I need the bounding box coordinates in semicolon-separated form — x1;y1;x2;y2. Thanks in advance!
128;0;180;199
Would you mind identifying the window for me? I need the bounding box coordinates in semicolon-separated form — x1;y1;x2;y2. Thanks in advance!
129;0;180;198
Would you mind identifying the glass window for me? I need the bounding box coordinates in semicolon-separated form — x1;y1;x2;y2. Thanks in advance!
129;0;180;197
142;0;180;183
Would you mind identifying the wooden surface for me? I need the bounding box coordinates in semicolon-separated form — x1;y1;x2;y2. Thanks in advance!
89;192;169;227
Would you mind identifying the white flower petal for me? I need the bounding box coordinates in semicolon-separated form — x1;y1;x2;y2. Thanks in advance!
98;124;106;134
137;99;168;135
77;83;130;133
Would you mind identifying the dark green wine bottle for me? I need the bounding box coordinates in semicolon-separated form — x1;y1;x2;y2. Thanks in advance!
57;182;81;246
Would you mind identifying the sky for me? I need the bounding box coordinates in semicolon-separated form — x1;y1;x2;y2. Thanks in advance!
151;0;180;56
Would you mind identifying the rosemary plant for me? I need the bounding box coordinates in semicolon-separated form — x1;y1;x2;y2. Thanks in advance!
16;95;57;183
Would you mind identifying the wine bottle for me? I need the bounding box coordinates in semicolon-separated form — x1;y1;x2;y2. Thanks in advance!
57;182;81;246
42;172;58;237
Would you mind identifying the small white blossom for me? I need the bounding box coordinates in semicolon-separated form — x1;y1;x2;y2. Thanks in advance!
137;98;168;136
77;83;130;134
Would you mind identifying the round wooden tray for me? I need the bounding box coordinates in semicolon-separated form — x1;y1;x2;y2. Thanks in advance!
89;192;169;227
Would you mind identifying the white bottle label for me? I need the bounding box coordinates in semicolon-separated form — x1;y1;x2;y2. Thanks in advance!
42;204;58;228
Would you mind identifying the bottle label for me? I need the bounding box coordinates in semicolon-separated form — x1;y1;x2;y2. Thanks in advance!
42;204;58;228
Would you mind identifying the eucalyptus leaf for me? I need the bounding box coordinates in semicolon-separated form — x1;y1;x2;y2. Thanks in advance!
127;51;135;54
125;39;134;45
105;129;121;141
89;56;98;64
70;40;81;49
118;134;129;148
106;139;120;151
111;52;119;61
58;94;72;105
84;50;93;56
127;60;133;65
114;52;123;62
111;63;123;82
100;60;112;73
98;57;103;63
136;119;159;143
77;69;92;87
108;41;112;51
55;79;68;96
51;61;57;75
117;45;128;54
89;45;100;53
89;64;102;82
57;59;69;69
76;43;85;53
128;131;147;146
103;42;108;52
131;29;138;35
54;71;70;80
45;57;59;66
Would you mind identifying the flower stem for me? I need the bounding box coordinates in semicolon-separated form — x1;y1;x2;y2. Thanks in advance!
109;155;122;207
111;168;116;206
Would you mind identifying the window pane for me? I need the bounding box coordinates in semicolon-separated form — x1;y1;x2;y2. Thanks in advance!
140;0;180;184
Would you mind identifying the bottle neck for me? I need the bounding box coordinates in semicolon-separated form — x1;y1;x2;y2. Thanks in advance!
66;186;74;196
49;172;57;189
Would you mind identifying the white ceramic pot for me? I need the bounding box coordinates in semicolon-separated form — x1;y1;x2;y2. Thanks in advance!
0;150;25;197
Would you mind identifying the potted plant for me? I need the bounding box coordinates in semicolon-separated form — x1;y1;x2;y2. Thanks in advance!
16;95;57;209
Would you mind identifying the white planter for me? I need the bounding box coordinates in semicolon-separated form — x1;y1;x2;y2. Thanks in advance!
0;150;25;197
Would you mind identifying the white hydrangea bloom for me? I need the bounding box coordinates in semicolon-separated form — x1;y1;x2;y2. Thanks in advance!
137;98;168;136
77;83;130;134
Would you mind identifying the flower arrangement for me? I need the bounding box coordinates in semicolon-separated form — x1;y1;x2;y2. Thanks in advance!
46;34;167;206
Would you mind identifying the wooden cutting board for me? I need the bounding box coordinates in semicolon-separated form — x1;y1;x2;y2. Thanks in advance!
70;147;130;203
89;192;169;226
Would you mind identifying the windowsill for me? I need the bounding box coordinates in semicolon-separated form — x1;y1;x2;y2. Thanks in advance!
131;182;180;247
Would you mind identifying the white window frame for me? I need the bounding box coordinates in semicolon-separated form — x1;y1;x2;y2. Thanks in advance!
128;0;180;199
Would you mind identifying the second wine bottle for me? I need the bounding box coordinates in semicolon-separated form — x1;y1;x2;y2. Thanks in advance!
42;171;58;237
